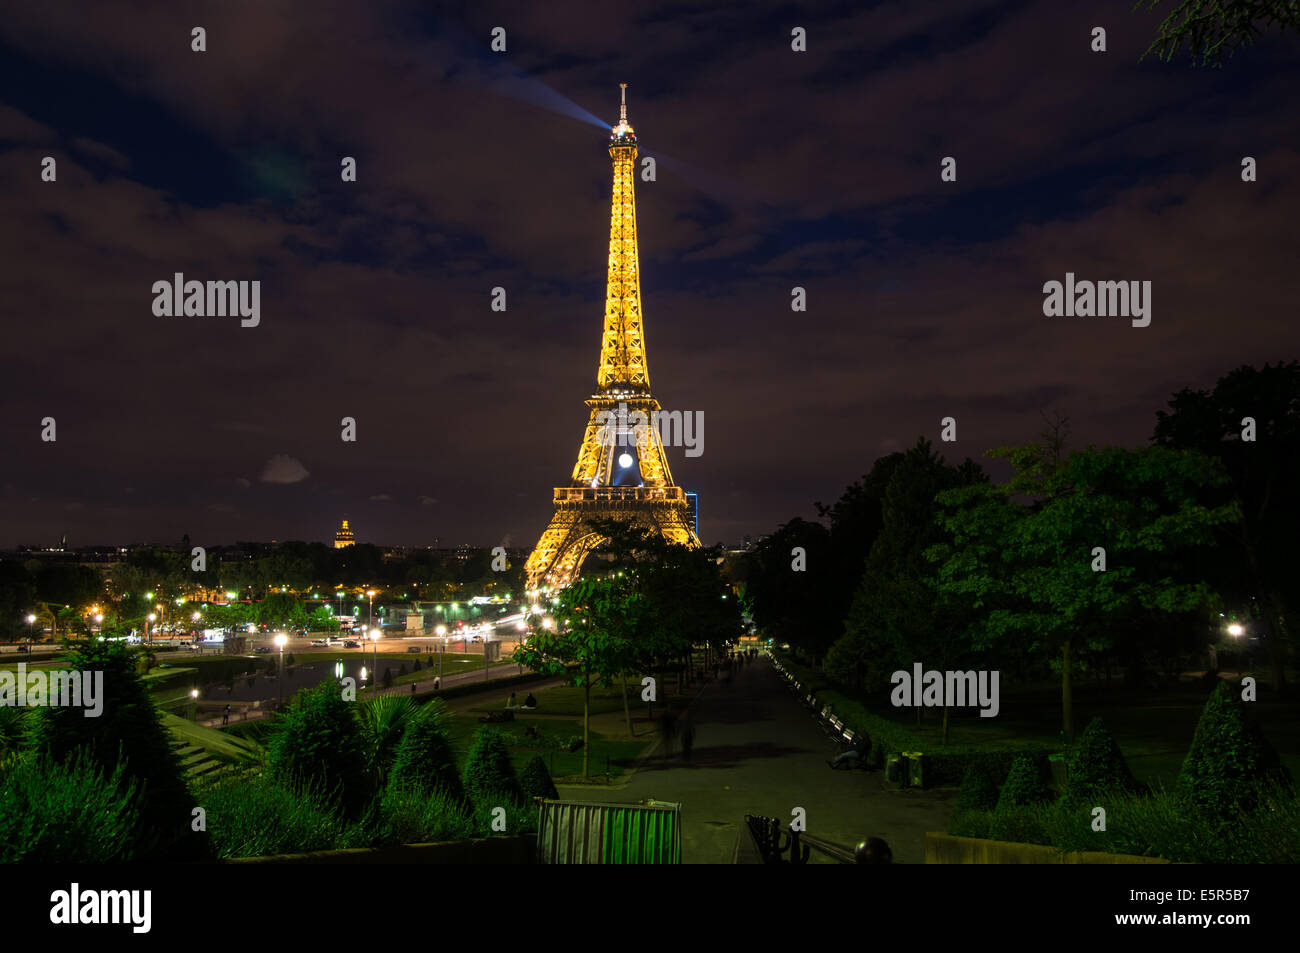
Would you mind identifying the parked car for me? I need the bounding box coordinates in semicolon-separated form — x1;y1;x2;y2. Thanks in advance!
407;646;421;653
343;640;361;649
254;646;272;654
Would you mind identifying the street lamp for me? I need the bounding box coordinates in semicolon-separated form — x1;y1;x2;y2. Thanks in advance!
370;628;381;689
274;633;288;706
1227;623;1244;637
147;613;156;645
25;614;35;649
367;590;376;633
435;624;446;685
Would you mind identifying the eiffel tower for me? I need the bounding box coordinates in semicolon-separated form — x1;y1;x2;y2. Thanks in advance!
525;85;700;591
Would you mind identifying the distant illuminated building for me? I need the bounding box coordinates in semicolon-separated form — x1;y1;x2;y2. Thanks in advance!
685;492;699;537
335;519;356;549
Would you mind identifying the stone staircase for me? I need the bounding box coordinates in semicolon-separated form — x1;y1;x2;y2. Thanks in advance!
171;740;226;780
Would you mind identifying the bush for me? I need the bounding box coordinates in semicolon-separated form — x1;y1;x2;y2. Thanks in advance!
463;727;523;807
357;695;431;787
947;807;992;839
955;765;999;813
389;717;463;804
398;662;408;677
0;750;142;862
996;755;1051;809
1177;680;1292;821
383;668;394;690
266;682;370;818
471;798;540;837
374;783;474;847
27;639;202;860
1062;717;1139;804
413;659;422;673
520;755;559;801
198;773;355;859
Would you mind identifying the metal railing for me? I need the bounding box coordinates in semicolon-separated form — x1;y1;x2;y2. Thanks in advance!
738;815;891;864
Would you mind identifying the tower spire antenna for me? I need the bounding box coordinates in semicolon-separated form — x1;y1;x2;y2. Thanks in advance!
619;82;628;123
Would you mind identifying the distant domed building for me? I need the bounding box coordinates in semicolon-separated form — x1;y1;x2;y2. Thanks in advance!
335;519;356;549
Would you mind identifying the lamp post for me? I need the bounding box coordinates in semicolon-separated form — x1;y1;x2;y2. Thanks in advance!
190;687;199;720
435;624;446;685
25;614;35;651
367;590;376;634
516;620;526;675
275;633;288;706
370;628;380;691
147;613;156;646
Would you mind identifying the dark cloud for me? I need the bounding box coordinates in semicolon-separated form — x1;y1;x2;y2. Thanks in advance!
0;1;1296;547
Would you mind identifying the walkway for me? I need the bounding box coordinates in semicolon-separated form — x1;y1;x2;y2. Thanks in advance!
554;656;957;863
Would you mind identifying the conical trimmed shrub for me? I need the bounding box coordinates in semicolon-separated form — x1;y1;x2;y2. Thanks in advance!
1062;717;1138;804
996;755;1050;809
389;718;463;804
956;764;999;812
1177;680;1292;818
520;755;559;801
463;727;523;807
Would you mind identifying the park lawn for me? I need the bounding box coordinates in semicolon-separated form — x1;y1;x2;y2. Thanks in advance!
468;682;643;718
443;711;651;780
861;677;1300;791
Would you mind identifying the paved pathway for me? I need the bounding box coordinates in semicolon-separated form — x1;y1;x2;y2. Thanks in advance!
555;656;957;864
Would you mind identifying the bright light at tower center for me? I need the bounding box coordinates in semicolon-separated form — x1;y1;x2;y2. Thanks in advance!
618;452;634;469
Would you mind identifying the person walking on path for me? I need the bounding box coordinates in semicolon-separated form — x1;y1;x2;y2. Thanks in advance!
660;708;677;759
679;709;696;762
222;704;230;726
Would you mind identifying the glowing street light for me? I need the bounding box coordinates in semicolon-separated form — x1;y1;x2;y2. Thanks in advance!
435;624;447;684
274;633;289;706
1228;623;1245;637
147;612;156;644
369;628;381;688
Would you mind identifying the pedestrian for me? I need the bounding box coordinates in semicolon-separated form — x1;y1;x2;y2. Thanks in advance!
222;703;230;727
411;683;416;694
659;709;676;758
508;691;517;709
680;710;695;762
434;676;441;690
524;692;537;709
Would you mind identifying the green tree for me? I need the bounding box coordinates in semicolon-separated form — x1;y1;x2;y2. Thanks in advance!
829;439;985;739
1154;362;1300;689
27;639;203;859
514;573;639;776
1135;0;1300;66
930;443;1240;739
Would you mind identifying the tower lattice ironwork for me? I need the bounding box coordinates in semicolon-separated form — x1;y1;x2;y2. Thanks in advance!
525;86;700;590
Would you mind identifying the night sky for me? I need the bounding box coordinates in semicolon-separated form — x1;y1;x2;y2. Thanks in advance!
1;2;1297;550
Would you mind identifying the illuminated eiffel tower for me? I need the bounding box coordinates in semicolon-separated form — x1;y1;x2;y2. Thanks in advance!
525;85;700;591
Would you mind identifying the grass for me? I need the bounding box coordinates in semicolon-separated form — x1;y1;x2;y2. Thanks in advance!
468;683;643;718
786;652;1300;792
442;712;651;780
